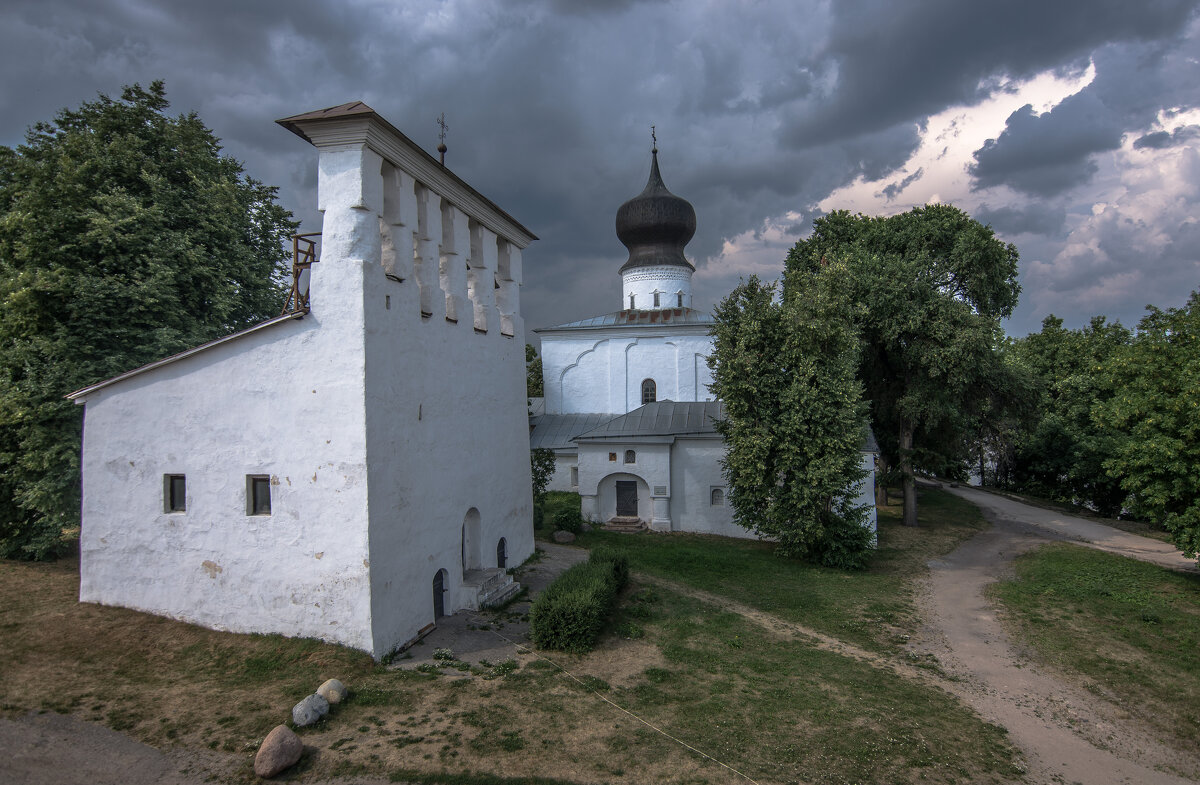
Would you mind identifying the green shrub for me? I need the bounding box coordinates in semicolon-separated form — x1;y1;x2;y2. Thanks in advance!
588;547;629;590
552;508;583;534
528;557;626;653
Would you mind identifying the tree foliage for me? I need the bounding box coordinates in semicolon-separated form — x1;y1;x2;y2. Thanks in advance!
530;447;556;527
785;205;1021;526
0;82;297;559
1004;315;1131;514
526;343;543;397
1093;295;1200;559
709;271;873;568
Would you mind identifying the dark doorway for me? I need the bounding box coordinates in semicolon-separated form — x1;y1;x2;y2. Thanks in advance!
433;569;447;619
616;480;638;517
496;538;507;569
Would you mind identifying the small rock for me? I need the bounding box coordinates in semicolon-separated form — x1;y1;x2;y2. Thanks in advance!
291;693;329;727
552;530;576;544
579;522;593;532
316;678;348;704
254;725;302;778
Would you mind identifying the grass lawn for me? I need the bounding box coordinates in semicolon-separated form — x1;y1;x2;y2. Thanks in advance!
0;489;1023;783
557;488;988;653
989;542;1200;753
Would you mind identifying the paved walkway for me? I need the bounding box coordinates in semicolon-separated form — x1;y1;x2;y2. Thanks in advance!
943;485;1196;573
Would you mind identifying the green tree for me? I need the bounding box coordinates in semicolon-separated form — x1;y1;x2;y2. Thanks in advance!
786;205;1020;526
526;343;543;397
1094;294;1200;560
709;270;873;567
530;447;556;528
0;82;297;559
1006;315;1130;514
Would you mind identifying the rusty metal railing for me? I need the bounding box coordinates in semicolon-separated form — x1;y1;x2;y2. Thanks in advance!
282;233;320;315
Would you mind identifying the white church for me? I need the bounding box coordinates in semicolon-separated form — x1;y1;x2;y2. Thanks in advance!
530;146;878;538
69;103;535;660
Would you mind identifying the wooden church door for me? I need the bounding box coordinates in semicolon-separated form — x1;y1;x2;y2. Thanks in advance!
616;481;638;517
433;569;446;619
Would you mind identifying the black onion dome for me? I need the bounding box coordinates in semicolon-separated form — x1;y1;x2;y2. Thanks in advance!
616;151;696;274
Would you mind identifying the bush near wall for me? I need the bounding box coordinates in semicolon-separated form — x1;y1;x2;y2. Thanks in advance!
529;549;629;653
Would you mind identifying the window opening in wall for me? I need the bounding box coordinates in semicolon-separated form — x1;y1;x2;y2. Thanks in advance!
629;294;635;309
711;487;725;506
677;292;683;307
497;538;507;569
653;291;660;307
570;466;579;487
164;474;185;513
624;449;636;464
247;475;271;515
609;452;617;462
641;378;656;404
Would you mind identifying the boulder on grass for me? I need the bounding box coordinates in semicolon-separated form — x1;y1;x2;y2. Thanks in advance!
291;694;329;727
552;530;576;544
255;724;302;778
317;678;348;704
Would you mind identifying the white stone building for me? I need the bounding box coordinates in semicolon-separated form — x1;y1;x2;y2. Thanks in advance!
530;147;877;537
70;102;535;659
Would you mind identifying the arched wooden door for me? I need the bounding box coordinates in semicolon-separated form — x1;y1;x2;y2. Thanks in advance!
433;569;447;619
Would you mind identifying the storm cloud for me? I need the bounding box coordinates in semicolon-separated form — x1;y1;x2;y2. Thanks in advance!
1;0;1198;337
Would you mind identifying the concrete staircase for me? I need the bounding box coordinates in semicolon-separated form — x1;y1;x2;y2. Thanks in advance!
462;568;521;610
604;516;646;533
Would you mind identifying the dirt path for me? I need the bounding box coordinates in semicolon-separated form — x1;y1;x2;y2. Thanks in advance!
912;485;1200;785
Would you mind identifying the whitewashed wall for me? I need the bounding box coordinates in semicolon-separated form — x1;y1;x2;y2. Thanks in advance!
545;450;578;493
577;441;670;524
541;329;714;415
620;265;692;310
668;437;751;538
77;263;376;651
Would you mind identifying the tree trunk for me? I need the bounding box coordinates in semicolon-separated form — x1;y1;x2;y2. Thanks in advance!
875;453;889;506
900;422;918;526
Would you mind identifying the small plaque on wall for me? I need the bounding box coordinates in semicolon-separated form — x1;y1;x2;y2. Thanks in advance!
653;485;667;495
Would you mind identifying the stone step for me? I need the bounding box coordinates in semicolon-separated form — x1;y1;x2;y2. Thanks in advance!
480;580;521;609
604;516;646;533
462;567;519;610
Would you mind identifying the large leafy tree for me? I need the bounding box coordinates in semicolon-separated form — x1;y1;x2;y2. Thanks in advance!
786;205;1021;526
0;82;296;559
1006;315;1131;514
709;269;873;568
1094;294;1200;560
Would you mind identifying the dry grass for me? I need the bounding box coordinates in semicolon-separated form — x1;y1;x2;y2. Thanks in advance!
1;494;1023;784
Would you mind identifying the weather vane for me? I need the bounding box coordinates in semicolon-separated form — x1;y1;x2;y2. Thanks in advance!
651;124;657;154
436;113;448;165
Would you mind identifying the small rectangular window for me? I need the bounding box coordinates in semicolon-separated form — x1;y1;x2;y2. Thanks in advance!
164;474;186;513
247;475;271;515
677;293;683;307
653;291;660;307
570;466;579;487
609;452;617;462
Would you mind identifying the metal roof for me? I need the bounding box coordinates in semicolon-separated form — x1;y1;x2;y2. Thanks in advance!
575;400;724;440
567;399;880;452
529;413;614;450
537;307;714;332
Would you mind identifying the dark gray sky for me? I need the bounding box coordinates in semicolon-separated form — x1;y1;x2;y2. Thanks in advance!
3;0;1198;337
